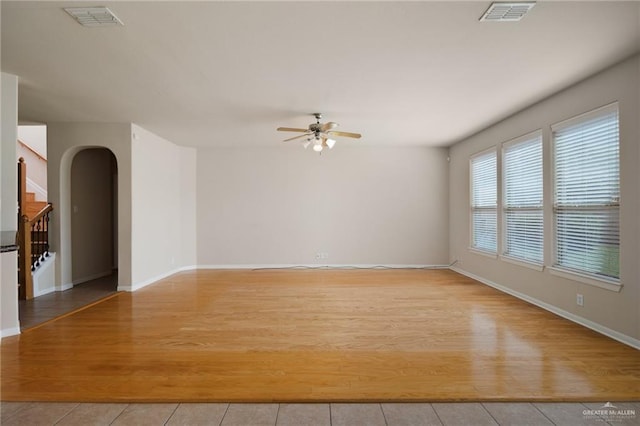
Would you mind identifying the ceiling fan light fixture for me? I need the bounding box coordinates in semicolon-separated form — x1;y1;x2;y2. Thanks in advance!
277;113;362;153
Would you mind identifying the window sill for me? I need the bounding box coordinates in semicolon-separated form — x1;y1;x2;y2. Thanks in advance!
548;266;622;292
468;247;498;259
499;256;544;272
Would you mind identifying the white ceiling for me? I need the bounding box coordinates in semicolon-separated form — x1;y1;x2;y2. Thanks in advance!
2;1;639;148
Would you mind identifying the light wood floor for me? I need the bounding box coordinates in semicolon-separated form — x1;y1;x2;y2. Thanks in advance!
1;269;639;402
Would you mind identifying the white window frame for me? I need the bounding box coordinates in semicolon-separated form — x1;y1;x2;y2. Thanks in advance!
550;102;621;290
500;131;544;269
469;147;498;256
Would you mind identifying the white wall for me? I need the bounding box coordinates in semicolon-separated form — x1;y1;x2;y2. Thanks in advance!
449;55;640;344
0;251;19;337
1;72;20;337
1;73;18;232
17;125;48;201
17;142;47;201
17;125;47;159
197;146;449;266
180;147;197;268
129;124;196;289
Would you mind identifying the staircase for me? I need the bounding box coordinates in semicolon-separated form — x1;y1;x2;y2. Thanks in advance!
24;192;48;220
17;158;53;300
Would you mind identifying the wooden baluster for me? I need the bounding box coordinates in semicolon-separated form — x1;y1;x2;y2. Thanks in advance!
39;216;45;262
35;219;40;265
31;221;38;270
38;218;43;263
44;211;50;258
37;218;44;264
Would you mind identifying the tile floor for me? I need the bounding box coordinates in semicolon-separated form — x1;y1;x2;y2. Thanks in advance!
19;273;118;330
1;401;638;425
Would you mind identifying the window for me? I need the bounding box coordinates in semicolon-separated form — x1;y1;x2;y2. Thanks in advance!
503;133;543;264
471;149;497;253
552;103;620;281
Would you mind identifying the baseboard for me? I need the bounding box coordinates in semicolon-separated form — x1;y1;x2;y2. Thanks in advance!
59;282;74;291
1;327;21;338
198;264;449;270
33;287;55;298
118;265;198;292
177;265;198;272
450;266;640;350
116;264;447;292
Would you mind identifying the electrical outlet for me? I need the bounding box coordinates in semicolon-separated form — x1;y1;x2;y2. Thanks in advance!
315;252;322;260
316;252;329;260
576;294;584;307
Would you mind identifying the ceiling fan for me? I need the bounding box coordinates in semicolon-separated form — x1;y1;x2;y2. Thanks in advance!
277;113;361;153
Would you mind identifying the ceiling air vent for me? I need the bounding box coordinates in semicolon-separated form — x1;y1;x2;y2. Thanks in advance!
64;7;123;27
479;2;535;22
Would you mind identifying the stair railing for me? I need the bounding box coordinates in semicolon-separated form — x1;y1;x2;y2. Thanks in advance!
17;157;54;300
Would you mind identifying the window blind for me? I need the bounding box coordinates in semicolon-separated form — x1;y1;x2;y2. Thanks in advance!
503;134;543;263
553;104;619;280
471;150;497;252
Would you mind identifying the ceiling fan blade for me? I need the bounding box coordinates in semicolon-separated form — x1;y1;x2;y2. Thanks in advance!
327;130;361;139
277;127;309;133
283;133;311;142
321;121;339;132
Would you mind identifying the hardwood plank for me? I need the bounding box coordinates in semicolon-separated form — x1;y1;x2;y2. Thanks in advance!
1;269;639;402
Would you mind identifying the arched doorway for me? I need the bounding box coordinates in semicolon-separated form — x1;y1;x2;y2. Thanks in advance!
70;148;118;287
